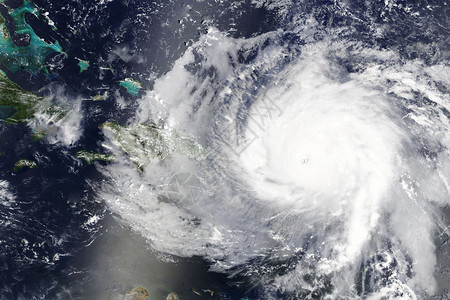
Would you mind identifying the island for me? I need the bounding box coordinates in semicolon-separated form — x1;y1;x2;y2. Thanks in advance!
13;159;37;172
91;91;108;101
0;71;66;124
124;286;149;300
76;150;116;164
77;58;90;73
32;129;46;141
0;70;42;123
100;121;207;170
166;292;178;300
119;78;142;96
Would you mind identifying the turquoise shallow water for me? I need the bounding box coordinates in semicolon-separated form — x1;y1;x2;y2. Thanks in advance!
0;0;64;74
120;79;142;96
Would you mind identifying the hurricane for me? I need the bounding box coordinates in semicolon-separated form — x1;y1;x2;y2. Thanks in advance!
0;0;449;298
98;4;450;299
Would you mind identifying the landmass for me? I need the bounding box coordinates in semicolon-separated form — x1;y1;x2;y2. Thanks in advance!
0;0;64;74
76;150;116;164
0;70;66;124
0;70;41;123
124;286;149;300
100;66;114;72
32;129;46;141
0;0;67;130
92;91;108;101
13;159;37;172
192;288;202;296
77;58;90;73
119;78;142;96
166;292;178;300
100;121;207;170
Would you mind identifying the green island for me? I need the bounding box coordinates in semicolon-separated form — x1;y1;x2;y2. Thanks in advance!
0;70;66;124
100;121;207;170
77;58;90;73
92;91;108;101
119;78;142;96
0;70;41;122
0;0;65;74
76;150;116;164
32;129;46;141
13;159;37;172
